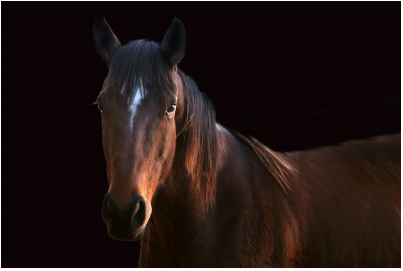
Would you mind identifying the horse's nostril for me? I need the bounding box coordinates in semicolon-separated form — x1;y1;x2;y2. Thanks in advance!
103;194;115;214
131;197;146;228
103;194;147;233
105;198;112;213
102;194;114;227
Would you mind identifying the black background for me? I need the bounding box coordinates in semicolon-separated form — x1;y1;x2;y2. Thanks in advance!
2;2;400;267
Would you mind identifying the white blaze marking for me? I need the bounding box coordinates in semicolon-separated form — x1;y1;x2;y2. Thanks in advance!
128;85;145;131
130;89;143;112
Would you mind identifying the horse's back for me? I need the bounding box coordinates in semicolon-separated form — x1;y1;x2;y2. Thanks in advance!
287;134;400;267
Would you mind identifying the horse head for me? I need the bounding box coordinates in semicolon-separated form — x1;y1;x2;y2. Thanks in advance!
93;18;186;241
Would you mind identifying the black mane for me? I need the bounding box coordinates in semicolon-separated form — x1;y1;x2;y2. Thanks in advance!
176;71;218;208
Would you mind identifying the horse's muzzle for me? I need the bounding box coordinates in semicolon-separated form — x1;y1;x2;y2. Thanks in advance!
102;194;146;241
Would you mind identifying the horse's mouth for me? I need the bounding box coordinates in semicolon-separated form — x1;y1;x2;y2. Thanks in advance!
107;227;144;242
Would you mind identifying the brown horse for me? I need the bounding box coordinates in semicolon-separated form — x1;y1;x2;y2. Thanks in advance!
93;18;400;267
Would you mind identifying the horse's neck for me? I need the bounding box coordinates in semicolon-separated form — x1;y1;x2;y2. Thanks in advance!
140;123;297;266
140;168;207;266
208;125;301;266
139;123;227;266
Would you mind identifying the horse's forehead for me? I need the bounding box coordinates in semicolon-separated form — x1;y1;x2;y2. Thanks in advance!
129;88;144;112
126;85;146;131
115;76;147;102
117;76;144;94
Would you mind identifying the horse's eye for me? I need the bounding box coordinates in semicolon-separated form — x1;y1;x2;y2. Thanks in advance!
166;103;176;115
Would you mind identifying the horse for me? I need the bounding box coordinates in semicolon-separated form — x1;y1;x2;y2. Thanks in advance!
93;17;401;267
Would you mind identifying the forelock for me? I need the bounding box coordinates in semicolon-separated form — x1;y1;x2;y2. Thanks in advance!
104;39;175;105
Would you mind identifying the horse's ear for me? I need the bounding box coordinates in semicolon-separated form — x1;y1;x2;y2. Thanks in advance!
93;18;121;66
161;17;186;66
